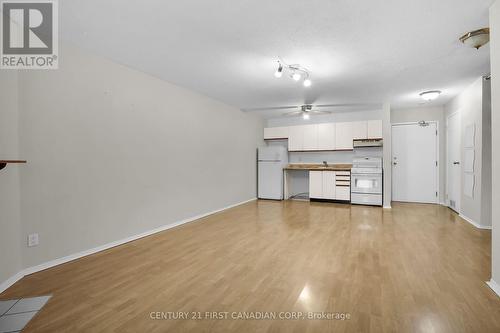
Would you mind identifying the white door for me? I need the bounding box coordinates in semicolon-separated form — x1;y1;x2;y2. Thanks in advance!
258;161;284;199
309;171;323;199
447;113;461;212
288;126;304;151
392;122;438;203
335;122;353;150
264;127;289;140
322;171;336;199
317;123;335;150
302;125;318;151
352;121;368;140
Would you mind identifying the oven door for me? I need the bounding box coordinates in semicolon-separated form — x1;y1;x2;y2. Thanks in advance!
351;173;382;194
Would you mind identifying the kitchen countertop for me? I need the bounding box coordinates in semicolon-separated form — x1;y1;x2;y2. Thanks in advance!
284;163;352;171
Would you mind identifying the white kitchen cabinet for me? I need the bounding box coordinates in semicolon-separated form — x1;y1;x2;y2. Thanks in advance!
302;124;318;151
335;171;351;201
309;171;324;199
264;126;289;140
309;170;349;201
317;123;336;150
322;171;336;199
367;120;383;139
288;126;304;151
273;120;381;152
352;121;368;140
335;122;354;150
335;186;351;201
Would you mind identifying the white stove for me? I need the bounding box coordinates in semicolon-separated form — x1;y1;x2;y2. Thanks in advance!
351;157;383;206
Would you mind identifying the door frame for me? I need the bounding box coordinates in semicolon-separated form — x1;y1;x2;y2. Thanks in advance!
446;111;461;213
391;121;440;204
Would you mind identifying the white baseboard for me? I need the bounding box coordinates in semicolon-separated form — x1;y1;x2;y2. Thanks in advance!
0;271;25;295
459;214;492;230
486;279;500;298
1;197;256;294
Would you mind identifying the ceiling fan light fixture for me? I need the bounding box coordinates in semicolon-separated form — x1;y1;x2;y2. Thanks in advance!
302;113;310;120
419;90;441;101
303;79;312;87
292;72;301;81
274;62;283;78
459;28;490;49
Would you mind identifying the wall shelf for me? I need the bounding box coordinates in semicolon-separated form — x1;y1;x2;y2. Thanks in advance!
0;160;27;170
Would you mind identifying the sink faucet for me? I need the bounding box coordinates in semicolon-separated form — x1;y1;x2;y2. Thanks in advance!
323;161;328;167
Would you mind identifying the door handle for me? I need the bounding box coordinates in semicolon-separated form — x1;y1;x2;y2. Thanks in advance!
453;161;460;165
393;162;398;165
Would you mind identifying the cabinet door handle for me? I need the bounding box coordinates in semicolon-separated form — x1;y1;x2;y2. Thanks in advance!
453;161;460;165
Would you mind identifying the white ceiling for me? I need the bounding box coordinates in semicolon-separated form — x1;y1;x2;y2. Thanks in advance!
61;0;493;117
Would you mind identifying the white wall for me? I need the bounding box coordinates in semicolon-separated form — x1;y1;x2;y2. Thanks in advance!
391;106;446;203
445;77;490;227
489;0;500;291
481;79;492;230
382;103;392;208
16;43;263;268
0;72;23;286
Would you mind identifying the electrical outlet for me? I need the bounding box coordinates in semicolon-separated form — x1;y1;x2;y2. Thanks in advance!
28;233;39;247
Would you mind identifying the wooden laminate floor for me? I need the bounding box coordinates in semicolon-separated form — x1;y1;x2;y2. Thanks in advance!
2;201;499;332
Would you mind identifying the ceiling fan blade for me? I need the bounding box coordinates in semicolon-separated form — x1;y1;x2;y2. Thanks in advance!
310;110;333;115
282;111;303;117
241;105;300;112
312;103;380;108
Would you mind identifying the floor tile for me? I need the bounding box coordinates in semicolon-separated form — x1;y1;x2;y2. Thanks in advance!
6;296;51;315
0;300;18;317
0;311;37;333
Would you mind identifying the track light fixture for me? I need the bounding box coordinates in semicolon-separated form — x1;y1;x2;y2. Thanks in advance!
274;59;312;87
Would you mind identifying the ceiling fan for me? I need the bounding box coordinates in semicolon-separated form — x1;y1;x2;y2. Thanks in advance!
242;103;379;119
283;104;332;119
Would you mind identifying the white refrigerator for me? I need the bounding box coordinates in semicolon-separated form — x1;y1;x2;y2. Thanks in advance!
258;146;288;200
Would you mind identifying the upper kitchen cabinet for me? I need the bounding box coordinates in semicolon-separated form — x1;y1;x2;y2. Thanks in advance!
288;125;304;151
265;119;382;152
317;123;336;150
352;121;368;140
264;126;289;140
367;120;383;139
335;122;354;150
302;124;318;151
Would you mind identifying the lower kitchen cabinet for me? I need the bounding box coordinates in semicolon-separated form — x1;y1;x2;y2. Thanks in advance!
335;186;351;201
309;170;351;201
322;171;336;199
309;171;324;199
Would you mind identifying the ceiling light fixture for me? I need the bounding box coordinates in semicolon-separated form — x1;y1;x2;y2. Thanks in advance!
274;59;311;88
302;113;310;120
419;90;441;101
459;28;490;49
